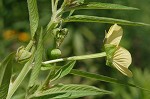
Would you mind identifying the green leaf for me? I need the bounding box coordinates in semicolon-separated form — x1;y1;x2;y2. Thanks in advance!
70;69;150;92
64;15;150;26
0;53;15;99
51;61;76;81
28;27;44;87
6;54;35;99
27;0;39;38
58;61;76;79
30;84;112;99
64;2;139;11
41;64;150;92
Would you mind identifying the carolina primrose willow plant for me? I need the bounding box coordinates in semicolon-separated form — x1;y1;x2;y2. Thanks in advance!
0;0;150;99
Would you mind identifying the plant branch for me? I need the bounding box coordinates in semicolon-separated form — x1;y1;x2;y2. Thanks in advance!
25;40;34;51
42;52;106;64
51;0;55;13
54;0;59;11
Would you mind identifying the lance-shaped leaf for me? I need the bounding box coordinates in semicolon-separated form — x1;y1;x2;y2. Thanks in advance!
64;2;139;11
28;28;43;87
30;84;112;99
49;61;76;81
70;69;150;92
27;0;39;38
0;53;15;99
41;65;150;92
6;54;35;99
64;15;150;26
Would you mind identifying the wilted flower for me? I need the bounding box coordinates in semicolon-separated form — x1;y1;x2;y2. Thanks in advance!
104;24;133;77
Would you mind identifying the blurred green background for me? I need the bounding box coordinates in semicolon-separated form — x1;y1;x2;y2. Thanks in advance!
0;0;150;99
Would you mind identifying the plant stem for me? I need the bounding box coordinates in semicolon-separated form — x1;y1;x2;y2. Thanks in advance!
54;0;59;10
42;52;106;64
43;8;63;41
25;40;34;51
51;0;55;13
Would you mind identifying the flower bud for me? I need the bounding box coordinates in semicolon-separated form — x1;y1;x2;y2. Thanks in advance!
15;46;32;63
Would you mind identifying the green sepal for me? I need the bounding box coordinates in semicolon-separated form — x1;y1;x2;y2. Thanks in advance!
104;44;117;66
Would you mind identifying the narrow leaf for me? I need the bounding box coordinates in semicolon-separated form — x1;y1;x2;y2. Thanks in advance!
58;61;76;79
70;69;150;92
0;53;15;99
28;28;43;87
27;0;39;38
41;65;150;92
64;15;150;26
0;53;15;85
64;2;139;11
31;84;112;99
51;61;76;81
6;54;35;99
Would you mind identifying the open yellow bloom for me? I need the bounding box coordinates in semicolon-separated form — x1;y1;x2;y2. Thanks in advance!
104;24;133;77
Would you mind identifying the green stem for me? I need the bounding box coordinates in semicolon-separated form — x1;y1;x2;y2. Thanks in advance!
54;0;59;11
51;0;55;13
36;64;56;92
43;52;106;64
43;8;63;41
25;40;34;51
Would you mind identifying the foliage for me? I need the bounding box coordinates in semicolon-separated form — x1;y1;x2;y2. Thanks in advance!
0;0;150;99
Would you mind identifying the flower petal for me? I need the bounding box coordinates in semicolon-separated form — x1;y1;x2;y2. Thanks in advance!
113;46;132;68
105;24;123;46
112;46;132;77
113;62;133;77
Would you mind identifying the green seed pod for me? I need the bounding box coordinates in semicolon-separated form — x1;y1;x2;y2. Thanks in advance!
50;48;62;59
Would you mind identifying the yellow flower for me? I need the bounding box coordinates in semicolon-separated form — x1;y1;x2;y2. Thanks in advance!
112;46;133;77
104;24;133;77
